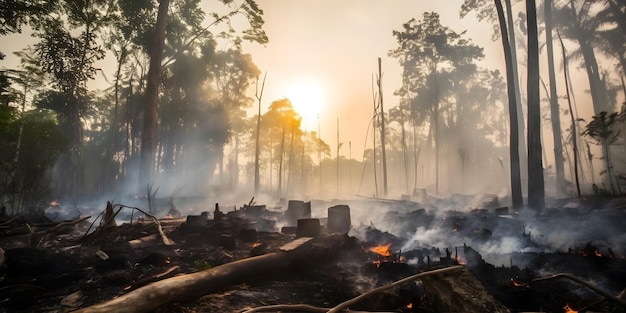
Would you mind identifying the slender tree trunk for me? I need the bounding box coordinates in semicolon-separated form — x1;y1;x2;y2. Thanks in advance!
505;0;528;192
254;73;266;195
496;0;523;209
400;114;409;195
527;0;545;210
603;142;616;194
377;58;388;197
287;123;295;196
278;128;285;197
432;75;440;196
123;77;132;177
140;0;170;188
558;30;581;196
545;0;566;196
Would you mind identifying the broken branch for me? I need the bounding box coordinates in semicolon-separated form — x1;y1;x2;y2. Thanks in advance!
327;265;465;313
241;304;385;313
532;273;626;308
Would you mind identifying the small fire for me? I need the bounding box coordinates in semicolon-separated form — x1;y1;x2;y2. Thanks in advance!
406;302;413;309
509;277;527;288
564;304;578;313
251;242;262;248
456;255;467;265
369;243;392;257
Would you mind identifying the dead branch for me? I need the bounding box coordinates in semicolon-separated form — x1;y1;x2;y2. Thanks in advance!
241;304;389;313
43;215;91;235
81;203;173;246
532;273;626;308
115;204;173;245
326;265;465;313
0;213;25;227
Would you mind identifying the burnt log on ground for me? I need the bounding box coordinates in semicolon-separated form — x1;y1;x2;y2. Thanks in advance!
72;236;341;313
421;266;511;313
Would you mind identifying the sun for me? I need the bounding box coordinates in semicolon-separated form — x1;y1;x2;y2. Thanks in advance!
284;78;327;121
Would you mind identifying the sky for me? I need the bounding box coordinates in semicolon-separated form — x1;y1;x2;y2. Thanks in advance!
237;0;505;160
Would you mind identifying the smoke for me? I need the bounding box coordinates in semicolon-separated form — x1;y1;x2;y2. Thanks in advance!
340;196;626;267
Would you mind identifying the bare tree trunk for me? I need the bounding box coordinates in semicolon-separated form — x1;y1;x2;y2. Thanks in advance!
557;30;581;196
545;0;566;196
278;128;285;198
377;58;388;197
505;0;528;192
496;0;523;209
254;73;266;195
140;0;169;188
527;0;545;210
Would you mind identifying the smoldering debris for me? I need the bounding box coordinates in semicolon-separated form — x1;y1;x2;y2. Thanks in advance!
0;195;625;312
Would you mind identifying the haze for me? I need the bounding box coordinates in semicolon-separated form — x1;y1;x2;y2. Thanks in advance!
0;0;623;210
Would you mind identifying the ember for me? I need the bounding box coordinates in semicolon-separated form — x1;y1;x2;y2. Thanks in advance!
369;243;392;257
564;303;578;313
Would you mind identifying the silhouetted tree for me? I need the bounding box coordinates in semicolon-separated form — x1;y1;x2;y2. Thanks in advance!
33;0;110;196
544;0;566;196
582;111;622;194
526;0;545;210
390;12;484;195
495;0;523;209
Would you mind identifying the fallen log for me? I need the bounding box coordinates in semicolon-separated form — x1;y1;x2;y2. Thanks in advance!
72;237;323;313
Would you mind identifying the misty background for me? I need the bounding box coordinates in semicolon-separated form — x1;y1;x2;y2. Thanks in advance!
0;0;625;216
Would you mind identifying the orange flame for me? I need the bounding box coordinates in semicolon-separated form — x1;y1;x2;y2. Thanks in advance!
369;243;392;257
406;303;413;309
564;304;578;313
251;242;262;248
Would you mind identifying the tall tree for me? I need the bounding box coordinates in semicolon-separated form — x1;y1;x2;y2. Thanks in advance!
390;12;484;195
33;0;109;196
460;0;528;192
544;0;566;196
495;0;523;209
140;0;169;188
254;73;266;194
554;1;611;114
526;0;545;210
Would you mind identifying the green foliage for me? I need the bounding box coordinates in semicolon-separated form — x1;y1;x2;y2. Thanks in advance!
0;107;68;211
193;259;212;271
0;0;57;35
582;111;621;146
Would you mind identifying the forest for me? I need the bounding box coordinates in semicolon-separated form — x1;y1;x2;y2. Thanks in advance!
0;0;625;216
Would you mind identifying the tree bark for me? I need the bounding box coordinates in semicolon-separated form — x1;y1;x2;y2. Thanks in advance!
495;0;523;209
527;0;545;210
140;0;170;188
545;0;566;196
557;30;581;196
504;0;528;192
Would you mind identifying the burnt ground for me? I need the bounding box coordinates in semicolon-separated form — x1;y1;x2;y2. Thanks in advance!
0;196;625;313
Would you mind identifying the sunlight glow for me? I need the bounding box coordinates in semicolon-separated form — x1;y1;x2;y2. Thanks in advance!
284;79;327;121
